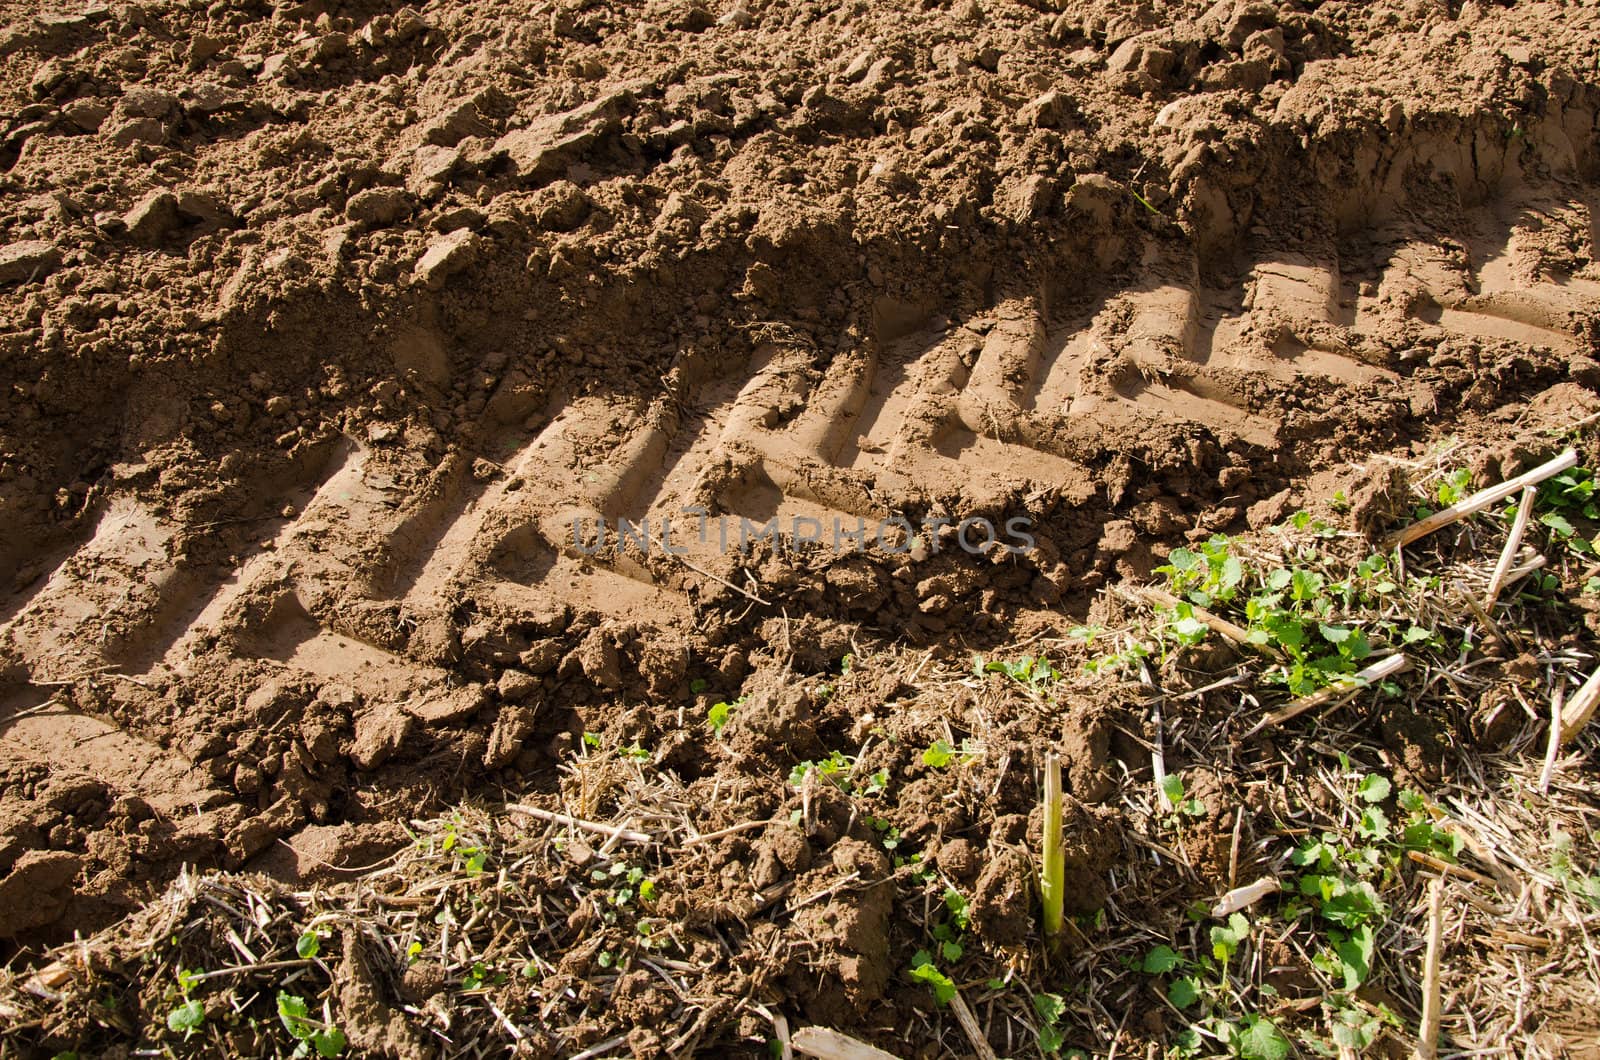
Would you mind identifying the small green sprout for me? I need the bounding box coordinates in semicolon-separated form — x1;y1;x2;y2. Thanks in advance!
908;951;957;1004
921;737;979;768
276;992;346;1057
1033;991;1066;1053
707;695;746;736
1160;774;1205;819
166;999;205;1036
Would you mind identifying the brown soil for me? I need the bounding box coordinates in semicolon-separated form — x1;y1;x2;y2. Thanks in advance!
2;0;1600;1055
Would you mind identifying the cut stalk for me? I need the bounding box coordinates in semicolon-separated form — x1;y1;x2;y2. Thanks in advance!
1040;753;1065;940
1483;485;1538;609
1416;878;1445;1060
1558;665;1600;746
1246;653;1411;735
1383;449;1576;551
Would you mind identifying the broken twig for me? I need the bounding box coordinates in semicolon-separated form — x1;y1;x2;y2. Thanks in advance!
792;1027;904;1060
1558;666;1600;746
506;804;653;844
1247;654;1410;735
1415;878;1445;1060
1384;449;1575;551
1483;485;1538;608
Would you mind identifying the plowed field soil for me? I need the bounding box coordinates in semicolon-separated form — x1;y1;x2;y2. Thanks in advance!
3;0;1600;1056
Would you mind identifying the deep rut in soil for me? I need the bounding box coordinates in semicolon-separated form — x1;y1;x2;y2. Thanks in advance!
2;83;1600;957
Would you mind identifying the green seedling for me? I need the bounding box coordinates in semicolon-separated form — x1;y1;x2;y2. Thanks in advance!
865;815;902;850
907;950;957;1004
1436;467;1474;507
707;695;745;736
166;999;205;1036
1158;537;1245;608
788;750;886;796
1549;831;1600;911
1286;510;1339;538
461;961;506;991
1218;1014;1290;1060
589;861;658;915
1033;991;1067;1054
976;655;1059;688
921;737;979;768
276;992;346;1057
1528;466;1600;558
927;888;971;962
165;967;206;1037
1066;624;1105;647
439;821;488;874
1160;774;1206;821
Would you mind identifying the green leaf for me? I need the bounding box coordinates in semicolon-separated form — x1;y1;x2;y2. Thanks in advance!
1291;568;1324;602
922;740;955;768
296;932;321;959
313;1028;347;1057
277;992;313;1040
707;700;733;735
1171;616;1209;644
1357;806;1391;840
1219;556;1244;592
1319;624;1352;644
1336;923;1376;989
1167;977;1199;1009
1032;992;1066;1025
1356;774;1391;803
1141;945;1182;974
908;960;957;1005
1402;625;1432;644
1237;1016;1290;1060
1541;512;1577;538
941;939;964;962
943;887;971;928
1210;913;1249;961
1320;880;1385;927
1330;1003;1380;1049
167;999;206;1034
1160;774;1185;806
